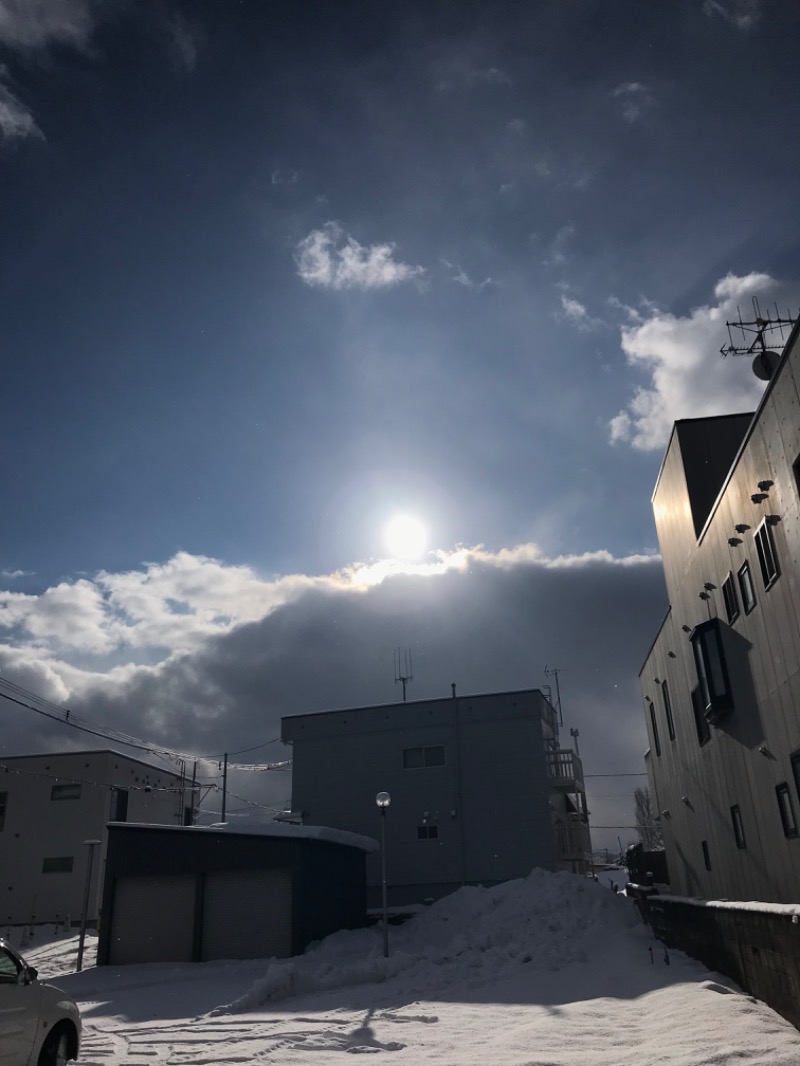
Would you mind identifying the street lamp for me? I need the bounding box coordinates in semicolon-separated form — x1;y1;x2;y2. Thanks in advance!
375;791;391;958
76;839;101;972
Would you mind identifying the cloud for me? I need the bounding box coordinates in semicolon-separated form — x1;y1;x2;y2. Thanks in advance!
295;222;424;291
558;295;604;333
703;0;761;30
608;272;798;451
0;0;97;51
163;12;201;73
468;66;512;87
271;169;299;186
0;0;100;140
0;545;666;847
541;223;576;269
0;74;41;139
0;569;31;579
441;259;494;291
610;81;654;124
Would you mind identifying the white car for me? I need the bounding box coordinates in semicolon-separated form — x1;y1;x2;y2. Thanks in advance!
0;938;81;1066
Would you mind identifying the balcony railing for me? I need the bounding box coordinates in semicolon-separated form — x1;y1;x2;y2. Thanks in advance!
546;749;585;792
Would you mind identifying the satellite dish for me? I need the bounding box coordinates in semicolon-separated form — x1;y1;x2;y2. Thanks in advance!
752;349;780;382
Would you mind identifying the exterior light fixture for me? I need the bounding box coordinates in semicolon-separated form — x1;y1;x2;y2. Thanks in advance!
681;624;691;633
661;809;671;819
653;677;661;685
734;524;750;533
767;514;781;525
681;795;690;804
699;591;710;601
375;791;391;957
668;651;676;658
751;493;768;504
757;480;774;492
703;582;716;591
728;537;742;546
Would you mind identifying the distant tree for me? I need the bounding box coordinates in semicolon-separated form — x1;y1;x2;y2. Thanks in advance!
634;786;664;850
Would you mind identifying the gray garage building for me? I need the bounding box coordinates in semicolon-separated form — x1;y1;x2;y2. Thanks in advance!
97;821;377;966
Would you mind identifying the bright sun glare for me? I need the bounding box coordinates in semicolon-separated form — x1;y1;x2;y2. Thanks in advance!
384;514;428;560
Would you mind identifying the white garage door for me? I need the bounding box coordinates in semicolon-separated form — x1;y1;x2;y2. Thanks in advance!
201;868;291;961
109;875;195;965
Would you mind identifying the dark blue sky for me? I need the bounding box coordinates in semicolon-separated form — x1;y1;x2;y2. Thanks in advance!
1;0;799;841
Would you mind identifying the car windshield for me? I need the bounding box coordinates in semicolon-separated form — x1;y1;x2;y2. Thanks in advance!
0;946;21;981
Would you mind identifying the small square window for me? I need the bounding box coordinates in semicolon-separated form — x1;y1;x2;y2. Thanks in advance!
51;783;81;801
690;619;733;722
701;840;712;871
42;856;74;874
776;783;798;839
417;825;439;840
722;572;740;624
424;746;445;767
730;805;746;849
0;792;7;832
738;562;756;614
403;748;424;769
754;520;780;589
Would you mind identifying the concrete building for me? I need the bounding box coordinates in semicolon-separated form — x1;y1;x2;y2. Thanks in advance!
0;750;193;926
281;688;591;907
641;319;800;902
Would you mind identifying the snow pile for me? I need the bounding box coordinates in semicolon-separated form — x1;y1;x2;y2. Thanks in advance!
211;868;639;1012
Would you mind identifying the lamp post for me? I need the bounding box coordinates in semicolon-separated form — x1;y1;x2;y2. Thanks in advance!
76;839;101;972
375;791;391;958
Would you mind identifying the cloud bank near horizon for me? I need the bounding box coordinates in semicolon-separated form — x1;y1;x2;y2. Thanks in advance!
0;546;666;843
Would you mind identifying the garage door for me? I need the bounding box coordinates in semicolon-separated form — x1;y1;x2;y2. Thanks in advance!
109;875;195;965
201;868;291;961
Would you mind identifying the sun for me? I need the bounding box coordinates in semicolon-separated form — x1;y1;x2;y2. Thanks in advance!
383;514;428;560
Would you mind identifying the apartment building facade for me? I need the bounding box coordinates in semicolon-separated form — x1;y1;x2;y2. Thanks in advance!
641;320;800;902
0;749;192;925
282;688;591;907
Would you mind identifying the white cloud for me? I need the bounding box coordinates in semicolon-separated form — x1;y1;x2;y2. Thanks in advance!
0;69;41;140
608;272;798;451
469;66;511;87
558;295;604;333
163;12;201;73
0;0;97;50
610;81;654;124
441;259;494;291
703;0;761;30
542;223;576;269
271;169;299;186
295;222;424;291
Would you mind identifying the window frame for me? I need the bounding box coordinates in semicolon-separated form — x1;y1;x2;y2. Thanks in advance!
776;782;798;839
738;561;756;614
690;618;733;723
417;824;439;840
41;856;74;874
403;745;446;770
51;782;81;801
730;804;746;849
648;699;661;758
721;571;740;624
701;840;712;871
0;791;7;832
691;689;711;746
754;519;780;590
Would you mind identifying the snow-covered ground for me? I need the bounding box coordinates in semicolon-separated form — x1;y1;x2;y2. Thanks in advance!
14;869;800;1065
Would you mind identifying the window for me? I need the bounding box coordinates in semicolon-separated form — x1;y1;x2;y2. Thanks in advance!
701;840;712;871
691;689;711;746
738;561;756;614
776;783;798;838
51;782;81;801
403;745;445;769
417;825;439;840
648;700;661;757
690;618;733;723
42;856;74;874
0;792;7;832
112;788;129;822
0;948;21;983
791;751;800;803
730;805;746;849
754;520;780;589
722;572;740;624
661;681;675;742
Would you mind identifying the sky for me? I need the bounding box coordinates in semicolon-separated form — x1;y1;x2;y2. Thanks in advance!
2;0;800;848
15;870;800;1064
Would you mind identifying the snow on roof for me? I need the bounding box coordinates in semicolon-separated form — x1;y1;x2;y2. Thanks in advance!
112;819;379;852
653;894;800;917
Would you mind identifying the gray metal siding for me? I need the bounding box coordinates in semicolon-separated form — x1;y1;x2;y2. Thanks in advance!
109;875;195;964
201;869;291;961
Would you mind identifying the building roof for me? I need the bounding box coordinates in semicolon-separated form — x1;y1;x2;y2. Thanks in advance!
111;819;379;852
0;748;185;779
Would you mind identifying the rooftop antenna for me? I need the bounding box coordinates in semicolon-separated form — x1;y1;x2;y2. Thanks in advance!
544;665;564;726
394;647;413;702
720;296;797;382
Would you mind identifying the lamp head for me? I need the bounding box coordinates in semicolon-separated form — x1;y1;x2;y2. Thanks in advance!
376;791;391;808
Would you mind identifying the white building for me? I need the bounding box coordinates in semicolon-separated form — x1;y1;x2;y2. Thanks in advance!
282;688;591;907
641;317;800;902
0;749;193;926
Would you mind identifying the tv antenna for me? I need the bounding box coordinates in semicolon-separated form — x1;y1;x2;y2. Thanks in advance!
544;664;563;726
720;296;797;381
394;647;413;702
